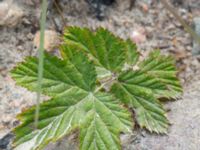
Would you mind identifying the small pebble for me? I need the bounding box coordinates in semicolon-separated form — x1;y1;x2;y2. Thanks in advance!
130;27;147;44
33;30;60;52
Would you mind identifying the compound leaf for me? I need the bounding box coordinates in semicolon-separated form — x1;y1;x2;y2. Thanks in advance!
11;27;182;150
11;50;132;150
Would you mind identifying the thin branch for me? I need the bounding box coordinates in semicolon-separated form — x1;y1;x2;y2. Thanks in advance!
160;0;200;45
53;0;67;27
35;0;48;129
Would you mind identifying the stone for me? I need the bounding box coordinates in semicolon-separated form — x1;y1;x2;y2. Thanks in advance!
0;1;24;27
130;27;147;44
0;132;14;150
33;30;60;52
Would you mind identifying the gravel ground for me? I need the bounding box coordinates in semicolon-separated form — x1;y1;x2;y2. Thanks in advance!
0;0;200;149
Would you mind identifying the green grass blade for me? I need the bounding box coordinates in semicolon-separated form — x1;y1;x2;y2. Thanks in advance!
35;0;48;129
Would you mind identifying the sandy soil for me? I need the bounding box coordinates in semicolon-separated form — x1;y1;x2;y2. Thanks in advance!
0;0;200;149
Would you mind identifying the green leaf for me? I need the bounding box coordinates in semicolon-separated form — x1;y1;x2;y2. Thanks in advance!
64;27;126;72
14;89;89;144
95;66;112;80
11;51;132;150
80;92;133;150
110;50;182;133
11;26;183;150
139;50;182;98
13;92;132;150
111;70;169;133
80;111;120;150
63;27;95;54
116;70;169;99
125;39;139;66
11;51;96;95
